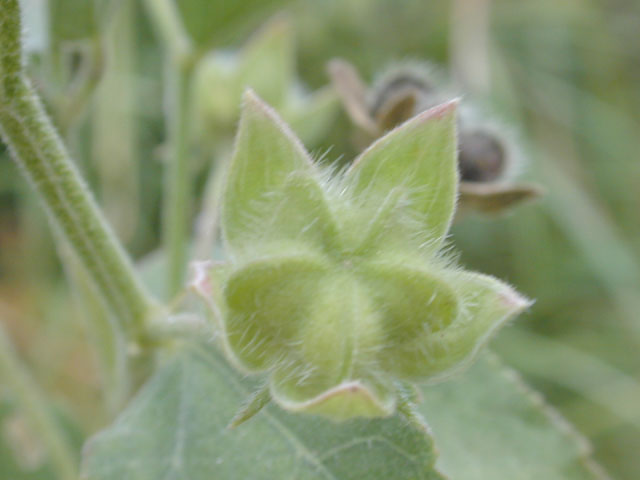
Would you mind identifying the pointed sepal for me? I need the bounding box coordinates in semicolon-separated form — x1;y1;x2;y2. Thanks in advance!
421;272;533;382
222;91;336;259
271;370;397;421
345;101;459;248
228;382;272;428
457;182;543;218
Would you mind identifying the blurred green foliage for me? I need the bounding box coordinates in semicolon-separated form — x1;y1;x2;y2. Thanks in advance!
1;0;639;478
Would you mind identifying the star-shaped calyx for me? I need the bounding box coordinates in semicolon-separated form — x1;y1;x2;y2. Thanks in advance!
192;90;531;421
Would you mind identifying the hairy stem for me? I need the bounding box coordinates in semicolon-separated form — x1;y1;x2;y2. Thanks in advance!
142;0;197;297
0;320;78;480
0;0;158;337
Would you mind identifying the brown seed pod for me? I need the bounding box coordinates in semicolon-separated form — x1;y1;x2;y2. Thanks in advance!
458;129;506;183
328;58;542;216
367;62;446;127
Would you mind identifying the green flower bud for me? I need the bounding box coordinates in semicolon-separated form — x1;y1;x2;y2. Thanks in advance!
192;15;338;146
193;90;531;421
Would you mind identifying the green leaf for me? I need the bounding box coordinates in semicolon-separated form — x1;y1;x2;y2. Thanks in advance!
345;101;459;248
419;353;609;480
495;328;640;434
222;91;336;260
81;344;444;480
137;254;606;478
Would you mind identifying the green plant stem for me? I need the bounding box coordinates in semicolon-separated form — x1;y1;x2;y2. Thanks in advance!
0;321;78;480
449;0;492;95
142;0;193;62
0;0;158;338
92;0;139;243
142;0;197;297
163;61;195;297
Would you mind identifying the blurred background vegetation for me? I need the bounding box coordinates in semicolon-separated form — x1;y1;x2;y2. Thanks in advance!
1;0;639;478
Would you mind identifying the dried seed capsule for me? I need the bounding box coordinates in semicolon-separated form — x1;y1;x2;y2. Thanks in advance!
367;62;445;126
458;129;506;182
329;58;542;218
